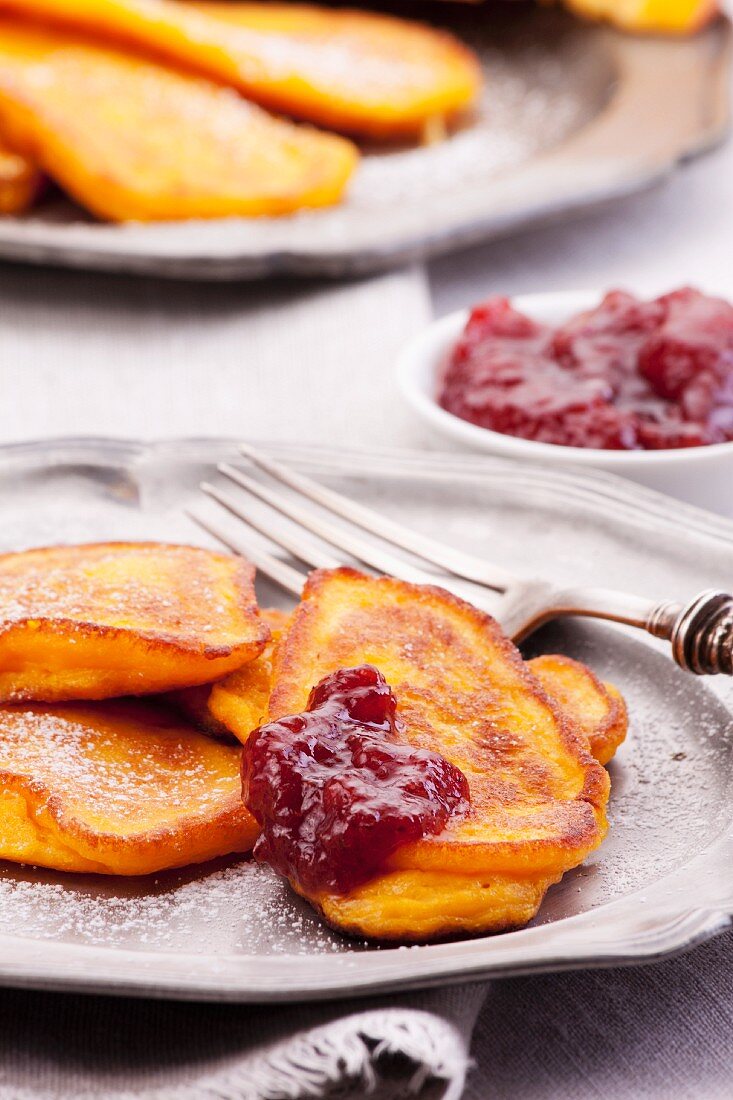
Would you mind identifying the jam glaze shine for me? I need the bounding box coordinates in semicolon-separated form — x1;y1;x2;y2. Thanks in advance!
439;288;733;450
242;665;470;896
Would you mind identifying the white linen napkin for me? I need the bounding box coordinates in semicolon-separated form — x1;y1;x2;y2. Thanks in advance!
0;984;487;1099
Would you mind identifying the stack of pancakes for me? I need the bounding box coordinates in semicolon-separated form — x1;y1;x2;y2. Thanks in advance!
0;0;480;219
0;541;626;942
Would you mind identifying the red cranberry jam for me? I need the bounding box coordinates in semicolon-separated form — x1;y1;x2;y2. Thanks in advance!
438;288;733;450
241;665;470;895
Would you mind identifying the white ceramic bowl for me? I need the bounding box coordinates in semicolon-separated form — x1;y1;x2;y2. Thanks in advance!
397;290;733;517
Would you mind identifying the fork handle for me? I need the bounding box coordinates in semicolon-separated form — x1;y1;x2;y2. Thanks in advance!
647;590;733;675
552;587;733;676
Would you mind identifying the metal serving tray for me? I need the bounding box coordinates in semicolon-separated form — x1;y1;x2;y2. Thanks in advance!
0;436;730;1002
0;5;728;279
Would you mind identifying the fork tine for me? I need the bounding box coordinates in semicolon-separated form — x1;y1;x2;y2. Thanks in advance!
194;481;506;620
202;481;343;574
186;498;304;597
238;442;515;592
219;463;443;587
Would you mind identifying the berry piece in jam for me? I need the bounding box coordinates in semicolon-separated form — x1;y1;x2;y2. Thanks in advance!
241;665;470;896
639;288;733;401
439;288;733;450
551;289;666;385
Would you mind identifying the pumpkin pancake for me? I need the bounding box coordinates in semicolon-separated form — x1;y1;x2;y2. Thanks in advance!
0;19;356;222
530;654;628;766
0;541;269;702
562;0;717;34
185;608;625;765
0;137;40;213
0;0;481;139
261;568;611;941
0;698;257;874
169;607;289;743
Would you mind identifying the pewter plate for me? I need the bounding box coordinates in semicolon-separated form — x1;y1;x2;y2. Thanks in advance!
0;5;729;279
0;436;732;1003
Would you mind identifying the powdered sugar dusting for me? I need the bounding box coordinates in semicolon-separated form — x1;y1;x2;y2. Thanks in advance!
0;542;249;644
0;860;360;955
353;31;605;209
0;702;241;825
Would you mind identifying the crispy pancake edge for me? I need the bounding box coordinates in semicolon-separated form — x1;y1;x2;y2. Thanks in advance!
529;653;628;766
168;607;290;741
305;869;562;943
0;771;257;874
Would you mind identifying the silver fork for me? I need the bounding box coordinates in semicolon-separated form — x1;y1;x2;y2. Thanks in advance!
187;442;733;677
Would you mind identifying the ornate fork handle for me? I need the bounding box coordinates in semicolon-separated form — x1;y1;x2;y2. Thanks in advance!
648;590;733;675
544;587;733;676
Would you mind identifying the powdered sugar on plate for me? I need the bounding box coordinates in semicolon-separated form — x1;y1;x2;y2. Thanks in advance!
0;859;361;956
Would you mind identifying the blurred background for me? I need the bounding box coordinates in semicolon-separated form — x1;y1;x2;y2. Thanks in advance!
0;0;726;462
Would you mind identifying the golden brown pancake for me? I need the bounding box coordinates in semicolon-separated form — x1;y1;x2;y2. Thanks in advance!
174;610;628;771
0;697;257;874
0;19;356;222
529;654;628;766
266;568;611;941
0;541;269;702
169;608;289;743
0;0;481;139
561;0;716;35
0;137;40;213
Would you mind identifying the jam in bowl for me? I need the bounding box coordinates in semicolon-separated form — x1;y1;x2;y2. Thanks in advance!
396;286;733;516
439;288;733;452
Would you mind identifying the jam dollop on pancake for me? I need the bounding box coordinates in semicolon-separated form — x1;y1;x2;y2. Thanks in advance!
243;664;469;895
265;568;612;941
0;698;258;874
0;542;269;702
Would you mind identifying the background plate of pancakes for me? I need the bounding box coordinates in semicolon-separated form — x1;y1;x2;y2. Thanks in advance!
0;437;730;1001
0;5;728;280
